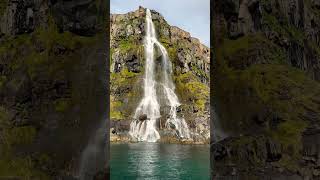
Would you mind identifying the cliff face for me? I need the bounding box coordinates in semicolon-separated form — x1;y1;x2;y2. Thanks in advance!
213;0;320;179
0;0;107;179
110;7;210;143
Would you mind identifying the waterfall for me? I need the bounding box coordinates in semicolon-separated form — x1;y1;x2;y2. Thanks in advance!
78;120;107;179
129;9;190;142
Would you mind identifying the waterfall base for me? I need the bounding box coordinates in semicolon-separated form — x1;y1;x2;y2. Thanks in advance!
111;128;209;144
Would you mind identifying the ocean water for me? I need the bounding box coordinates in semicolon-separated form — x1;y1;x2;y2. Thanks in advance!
110;143;210;180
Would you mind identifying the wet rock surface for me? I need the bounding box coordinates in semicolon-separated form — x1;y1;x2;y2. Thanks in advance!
0;0;108;179
213;0;320;179
110;7;210;144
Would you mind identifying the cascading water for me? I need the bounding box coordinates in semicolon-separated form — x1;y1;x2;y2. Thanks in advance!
129;9;190;142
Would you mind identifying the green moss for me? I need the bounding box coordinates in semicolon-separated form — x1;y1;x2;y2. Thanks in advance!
110;111;123;120
159;36;171;45
0;109;48;178
0;75;7;89
192;64;209;80
111;68;140;87
110;96;124;120
262;13;305;45
34;18;97;51
217;61;317;168
0;107;37;146
54;98;71;112
277;154;300;172
0;156;49;179
223;36;251;55
25;52;48;79
3;126;36;146
110;68;142;120
118;37;137;52
0;12;103;179
0;34;32;56
0;0;8;16
110;48;114;65
175;72;209;112
0;106;10;127
270;120;307;151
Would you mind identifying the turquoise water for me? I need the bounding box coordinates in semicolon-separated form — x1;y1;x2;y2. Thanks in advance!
110;143;210;180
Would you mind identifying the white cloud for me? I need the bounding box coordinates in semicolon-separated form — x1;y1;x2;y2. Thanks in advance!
110;0;210;46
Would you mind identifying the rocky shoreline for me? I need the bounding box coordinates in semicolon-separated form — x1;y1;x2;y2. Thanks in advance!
110;119;210;145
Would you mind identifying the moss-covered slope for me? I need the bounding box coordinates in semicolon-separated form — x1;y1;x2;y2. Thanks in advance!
0;0;107;179
212;0;320;179
110;7;210;143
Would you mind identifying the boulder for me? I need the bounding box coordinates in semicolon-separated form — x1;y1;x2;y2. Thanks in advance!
138;114;148;121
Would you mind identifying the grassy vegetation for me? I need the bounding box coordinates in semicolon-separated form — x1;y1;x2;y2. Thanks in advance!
110;96;124;120
118;37;137;52
175;72;209;112
0;0;7;16
223;34;286;66
111;68;140;87
262;11;305;45
54;98;72;113
216;32;320;171
110;68;142;120
0;13;103;178
0;106;50;179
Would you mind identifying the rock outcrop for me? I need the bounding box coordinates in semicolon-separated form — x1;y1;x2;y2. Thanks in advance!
110;7;210;144
212;0;320;179
0;0;107;179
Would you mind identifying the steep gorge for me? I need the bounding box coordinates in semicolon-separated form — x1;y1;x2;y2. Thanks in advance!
110;7;210;144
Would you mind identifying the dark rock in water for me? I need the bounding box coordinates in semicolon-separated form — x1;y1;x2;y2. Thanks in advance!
138;114;148;121
168;122;176;129
175;130;181;138
176;105;182;113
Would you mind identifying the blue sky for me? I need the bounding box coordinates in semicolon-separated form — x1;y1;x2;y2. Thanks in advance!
110;0;210;47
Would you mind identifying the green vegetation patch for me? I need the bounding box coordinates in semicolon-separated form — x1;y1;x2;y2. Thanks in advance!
222;35;286;68
110;96;124;120
3;126;36;146
175;72;209;112
110;68;142;120
0;106;48;179
0;0;7;16
0;156;49;179
262;12;305;45
54;98;72;113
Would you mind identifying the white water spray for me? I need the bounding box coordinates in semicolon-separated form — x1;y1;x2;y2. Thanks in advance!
129;9;190;142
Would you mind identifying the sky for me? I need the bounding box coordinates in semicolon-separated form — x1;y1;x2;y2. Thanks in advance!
110;0;210;47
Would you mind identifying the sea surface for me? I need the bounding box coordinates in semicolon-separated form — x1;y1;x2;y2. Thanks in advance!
110;143;210;180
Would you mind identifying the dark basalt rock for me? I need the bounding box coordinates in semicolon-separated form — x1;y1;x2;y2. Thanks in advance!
0;0;106;37
0;0;108;178
213;0;320;179
50;0;105;36
138;114;148;121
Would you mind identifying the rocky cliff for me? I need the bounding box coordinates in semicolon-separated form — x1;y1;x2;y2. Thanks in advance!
110;7;210;144
212;0;320;179
0;0;107;179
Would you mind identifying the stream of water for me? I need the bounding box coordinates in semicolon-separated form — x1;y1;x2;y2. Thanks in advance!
129;9;190;142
